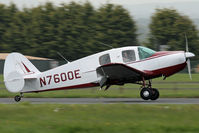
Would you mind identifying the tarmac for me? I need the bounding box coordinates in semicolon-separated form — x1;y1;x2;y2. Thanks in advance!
0;98;199;104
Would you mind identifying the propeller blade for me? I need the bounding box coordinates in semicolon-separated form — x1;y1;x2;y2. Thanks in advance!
187;59;192;80
184;34;194;80
185;33;189;52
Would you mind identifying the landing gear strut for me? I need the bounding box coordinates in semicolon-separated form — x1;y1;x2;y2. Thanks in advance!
140;79;159;100
14;93;23;102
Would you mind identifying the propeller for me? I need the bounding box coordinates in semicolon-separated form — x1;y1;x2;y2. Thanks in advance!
187;59;192;80
184;34;195;80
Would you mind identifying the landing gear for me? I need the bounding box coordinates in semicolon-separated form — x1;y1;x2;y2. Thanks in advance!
140;88;152;100
140;78;160;100
14;93;23;102
14;95;21;102
140;87;159;100
151;88;159;100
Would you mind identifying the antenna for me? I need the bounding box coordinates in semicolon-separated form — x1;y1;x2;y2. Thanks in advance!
98;42;113;49
57;52;70;63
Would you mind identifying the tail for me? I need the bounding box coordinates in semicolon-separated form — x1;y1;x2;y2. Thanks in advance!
3;53;41;93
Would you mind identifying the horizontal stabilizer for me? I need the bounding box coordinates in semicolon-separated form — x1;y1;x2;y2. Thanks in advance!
4;71;24;93
23;74;38;79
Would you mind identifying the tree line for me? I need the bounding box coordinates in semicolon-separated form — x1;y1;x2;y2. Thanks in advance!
147;8;199;55
0;2;198;60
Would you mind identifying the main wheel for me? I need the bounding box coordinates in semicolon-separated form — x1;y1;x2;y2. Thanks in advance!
140;88;152;100
150;88;159;100
14;95;21;102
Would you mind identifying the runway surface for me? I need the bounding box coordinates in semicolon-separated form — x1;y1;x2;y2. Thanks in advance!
0;98;199;104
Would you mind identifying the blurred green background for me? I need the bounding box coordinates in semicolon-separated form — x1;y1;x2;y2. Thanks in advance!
0;2;199;60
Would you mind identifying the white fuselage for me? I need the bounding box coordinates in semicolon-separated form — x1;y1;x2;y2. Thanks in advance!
22;46;186;92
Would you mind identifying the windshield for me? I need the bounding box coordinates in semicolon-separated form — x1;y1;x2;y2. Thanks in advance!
138;46;156;60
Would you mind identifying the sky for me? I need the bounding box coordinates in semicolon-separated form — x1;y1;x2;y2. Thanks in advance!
0;0;199;19
0;0;198;6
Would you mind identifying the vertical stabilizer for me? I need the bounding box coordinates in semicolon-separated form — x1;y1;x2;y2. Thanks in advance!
3;53;40;92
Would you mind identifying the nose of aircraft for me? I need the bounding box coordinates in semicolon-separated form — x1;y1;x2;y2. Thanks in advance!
185;52;195;58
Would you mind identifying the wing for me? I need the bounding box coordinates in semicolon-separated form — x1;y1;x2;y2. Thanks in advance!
96;63;150;88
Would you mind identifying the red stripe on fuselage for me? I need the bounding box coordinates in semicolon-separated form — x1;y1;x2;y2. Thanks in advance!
150;51;183;57
144;62;187;78
27;83;99;93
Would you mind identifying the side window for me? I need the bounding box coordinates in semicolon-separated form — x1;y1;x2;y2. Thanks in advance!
122;50;136;63
99;54;111;65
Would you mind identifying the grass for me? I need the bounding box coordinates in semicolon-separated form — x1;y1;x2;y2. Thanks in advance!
0;74;4;88
151;73;199;82
0;74;199;98
0;104;199;133
0;74;199;133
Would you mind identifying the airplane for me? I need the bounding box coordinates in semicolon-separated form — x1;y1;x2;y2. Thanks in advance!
3;43;195;102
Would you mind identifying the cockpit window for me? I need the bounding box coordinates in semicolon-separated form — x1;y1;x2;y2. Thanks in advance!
138;46;156;60
99;54;111;65
122;50;136;63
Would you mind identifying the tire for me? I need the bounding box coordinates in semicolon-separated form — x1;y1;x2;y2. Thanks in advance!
14;95;21;102
140;88;152;100
150;88;159;100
